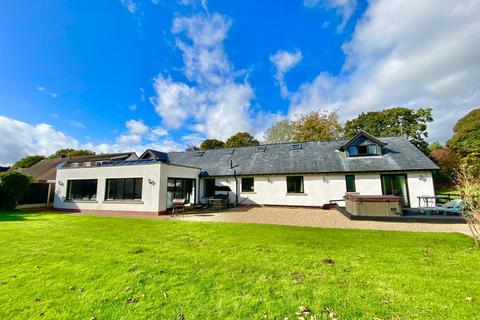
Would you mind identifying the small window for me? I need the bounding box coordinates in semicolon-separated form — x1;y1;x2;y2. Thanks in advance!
241;177;254;192
348;146;357;156
256;146;266;152
367;145;377;155
291;143;302;150
66;179;97;201
105;178;143;201
84;162;92;167
71;162;79;168
95;161;103;166
194;151;204;157
287;176;304;193
345;175;356;192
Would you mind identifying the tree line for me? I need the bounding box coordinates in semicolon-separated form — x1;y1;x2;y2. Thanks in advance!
201;107;434;153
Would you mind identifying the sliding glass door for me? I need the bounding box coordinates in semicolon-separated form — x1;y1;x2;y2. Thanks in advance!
166;178;196;209
381;174;409;207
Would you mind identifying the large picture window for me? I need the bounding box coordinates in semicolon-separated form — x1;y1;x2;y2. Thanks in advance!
105;178;142;201
241;177;254;192
67;179;97;201
287;176;304;193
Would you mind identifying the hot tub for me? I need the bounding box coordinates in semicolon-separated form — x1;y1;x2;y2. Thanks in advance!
345;194;402;217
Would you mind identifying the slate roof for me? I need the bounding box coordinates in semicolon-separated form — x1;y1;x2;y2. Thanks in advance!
161;136;438;177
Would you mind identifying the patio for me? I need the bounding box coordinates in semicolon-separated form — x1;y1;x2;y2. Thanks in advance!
172;206;471;236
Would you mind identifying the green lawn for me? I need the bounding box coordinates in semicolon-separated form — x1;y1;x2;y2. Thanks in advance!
0;212;478;319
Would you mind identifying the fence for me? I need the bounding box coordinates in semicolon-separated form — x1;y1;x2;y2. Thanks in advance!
16;182;54;209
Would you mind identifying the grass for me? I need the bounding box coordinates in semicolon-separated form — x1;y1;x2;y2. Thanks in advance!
0;212;479;319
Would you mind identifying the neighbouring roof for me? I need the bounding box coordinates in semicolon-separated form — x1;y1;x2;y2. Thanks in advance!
158;136;438;176
60;152;138;168
16;158;66;181
18;152;138;180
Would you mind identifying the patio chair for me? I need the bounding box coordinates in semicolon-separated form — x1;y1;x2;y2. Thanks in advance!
172;198;187;216
418;199;464;216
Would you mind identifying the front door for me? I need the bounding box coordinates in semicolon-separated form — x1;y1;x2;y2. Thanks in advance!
381;174;409;207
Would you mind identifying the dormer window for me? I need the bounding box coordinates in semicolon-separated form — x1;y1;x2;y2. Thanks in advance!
348;144;378;157
340;130;386;157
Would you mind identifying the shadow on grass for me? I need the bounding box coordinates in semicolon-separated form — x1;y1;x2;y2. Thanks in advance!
0;211;28;221
0;210;53;222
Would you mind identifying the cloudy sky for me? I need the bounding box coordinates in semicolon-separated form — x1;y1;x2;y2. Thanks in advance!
1;0;479;165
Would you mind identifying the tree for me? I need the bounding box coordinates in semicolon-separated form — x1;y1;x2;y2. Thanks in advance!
12;155;45;169
200;139;225;150
446;108;480;158
430;147;461;185
455;164;480;247
428;141;443;153
291;110;342;142
344;107;433;153
0;171;32;210
49;149;95;159
225;132;259;148
263;119;295;144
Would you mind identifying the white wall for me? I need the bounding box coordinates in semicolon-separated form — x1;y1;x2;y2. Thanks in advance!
54;163;200;213
54;163;162;212
200;171;434;208
407;171;435;208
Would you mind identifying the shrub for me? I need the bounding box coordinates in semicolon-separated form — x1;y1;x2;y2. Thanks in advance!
0;171;32;210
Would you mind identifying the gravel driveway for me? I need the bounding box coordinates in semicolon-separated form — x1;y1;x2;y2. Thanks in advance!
176;207;471;236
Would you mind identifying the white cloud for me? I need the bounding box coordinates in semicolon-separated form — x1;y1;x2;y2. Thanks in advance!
120;0;137;14
304;0;357;31
0;116;79;166
0;116;183;166
291;0;480;141
151;75;204;129
129;104;137;111
36;85;58;98
66;120;86;128
152;11;257;140
270;50;303;98
172;13;232;86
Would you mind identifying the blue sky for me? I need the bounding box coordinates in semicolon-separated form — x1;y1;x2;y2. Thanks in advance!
1;0;479;165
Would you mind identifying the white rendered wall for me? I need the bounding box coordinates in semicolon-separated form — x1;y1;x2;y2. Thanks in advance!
158;164;201;211
407;172;435;208
54;163;162;212
200;171;434;208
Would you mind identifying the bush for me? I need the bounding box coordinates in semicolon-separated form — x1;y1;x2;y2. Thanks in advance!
0;171;32;210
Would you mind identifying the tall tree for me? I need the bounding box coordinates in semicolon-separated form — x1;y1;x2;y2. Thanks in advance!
291;110;342;142
344;107;433;152
446;108;480;158
200;139;225;150
12;155;45;169
263;119;295;144
49;149;95;159
225;132;259;148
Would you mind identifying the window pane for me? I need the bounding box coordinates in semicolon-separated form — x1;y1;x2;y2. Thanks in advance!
367;145;377;155
348;146;357;156
106;180;115;200
67;179;97;200
287;176;303;193
357;146;368;155
124;178;134;199
114;179;124;200
134;178;142;200
241;177;254;192
345;175;356;192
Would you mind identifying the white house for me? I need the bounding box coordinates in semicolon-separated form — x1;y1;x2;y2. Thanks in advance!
54;131;439;215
